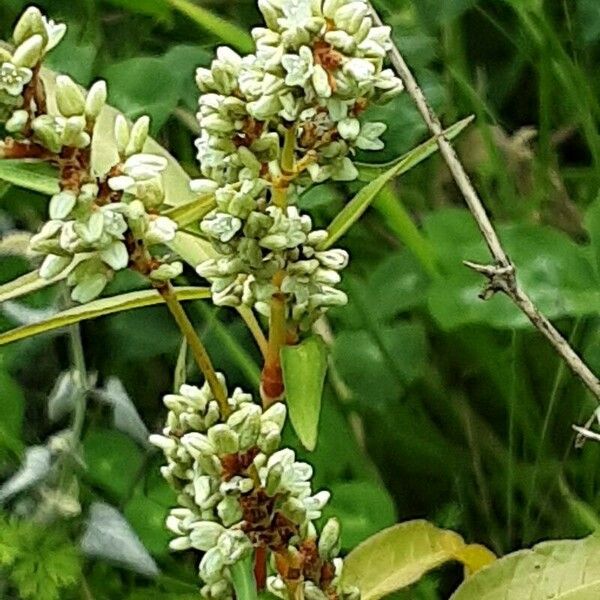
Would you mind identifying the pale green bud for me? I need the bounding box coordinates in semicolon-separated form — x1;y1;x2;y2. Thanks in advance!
5;109;29;133
12;34;44;68
32;115;61;152
199;547;226;582
99;241;129;270
169;536;192;551
318;517;341;559
49;190;77;220
85;80;107;121
265;462;283;496
208;424;239;455
56;75;86;117
125;115;150;157
61;116;89;148
261;402;286;430
338;117;360;141
71;271;108;303
227;404;261;450
280;497;307;525
312;65;332;98
114;114;130;156
148;434;177;453
218;496;243;527
13;7;47;47
189;521;226;552
304;582;329;600
148;261;183;282
39;254;71;279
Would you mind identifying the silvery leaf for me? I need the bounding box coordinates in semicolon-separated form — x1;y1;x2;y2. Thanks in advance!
95;377;150;447
0;446;52;503
80;502;159;577
2;301;58;325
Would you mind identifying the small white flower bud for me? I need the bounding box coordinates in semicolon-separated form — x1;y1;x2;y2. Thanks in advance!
169;536;192;551
149;261;183;282
39;254;71;279
12;34;44;68
99;241;129;270
85;80;107;121
56;75;86;117
189;521;226;552
208;424;239;455
13;7;47;47
318;517;341;559
126;115;150;156
48;191;77;220
5;109;29;133
114;114;130;156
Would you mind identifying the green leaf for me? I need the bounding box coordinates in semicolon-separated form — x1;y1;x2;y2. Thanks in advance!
281;335;328;451
425;209;600;329
103;57;181;133
321;116;473;250
163;195;216;228
0;286;210;347
0;362;25;454
342;521;495;600
322;481;397;550
163;0;254;53
230;554;258;600
83;429;144;499
450;534;600;599
104;0;173;20
0;161;59;195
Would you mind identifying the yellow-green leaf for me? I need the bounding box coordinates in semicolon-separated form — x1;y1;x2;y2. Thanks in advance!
0;160;59;196
163;195;216;227
0;286;210;346
321;116;474;250
450;534;600;600
281;335;328;451
342;520;496;600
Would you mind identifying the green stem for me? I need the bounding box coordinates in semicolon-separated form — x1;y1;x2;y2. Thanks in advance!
230;554;258;600
157;282;230;416
69;322;88;442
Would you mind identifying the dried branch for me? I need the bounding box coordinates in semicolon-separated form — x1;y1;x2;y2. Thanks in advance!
369;4;600;401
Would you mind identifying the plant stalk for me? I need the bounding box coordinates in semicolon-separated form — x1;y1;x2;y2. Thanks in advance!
157;282;230;416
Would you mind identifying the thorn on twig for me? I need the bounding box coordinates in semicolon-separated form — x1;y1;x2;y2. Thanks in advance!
573;408;600;448
463;260;516;300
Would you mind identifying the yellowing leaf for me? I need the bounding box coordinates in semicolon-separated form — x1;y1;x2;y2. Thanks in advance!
450;534;600;600
342;520;495;600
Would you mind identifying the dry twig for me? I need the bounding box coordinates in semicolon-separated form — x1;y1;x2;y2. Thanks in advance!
369;3;600;401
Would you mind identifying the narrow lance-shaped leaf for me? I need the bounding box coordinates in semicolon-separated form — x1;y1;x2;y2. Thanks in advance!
281;335;328;451
342;520;496;600
450;533;600;600
320;116;474;251
0;286;210;347
0;160;59;195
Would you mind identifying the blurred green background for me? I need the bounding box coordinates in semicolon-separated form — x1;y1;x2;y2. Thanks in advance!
1;0;600;598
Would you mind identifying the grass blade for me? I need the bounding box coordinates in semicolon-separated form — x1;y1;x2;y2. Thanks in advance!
320;116;474;250
0;286;210;346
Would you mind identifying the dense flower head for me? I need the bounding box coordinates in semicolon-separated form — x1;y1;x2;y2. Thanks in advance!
193;0;402;327
151;375;359;600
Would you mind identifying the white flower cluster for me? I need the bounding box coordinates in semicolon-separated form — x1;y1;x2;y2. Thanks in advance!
192;0;402;328
2;7;182;302
150;375;358;600
30;117;180;302
0;7;65;122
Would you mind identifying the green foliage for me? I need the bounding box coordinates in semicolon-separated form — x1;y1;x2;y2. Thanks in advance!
0;513;82;600
281;335;328;451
